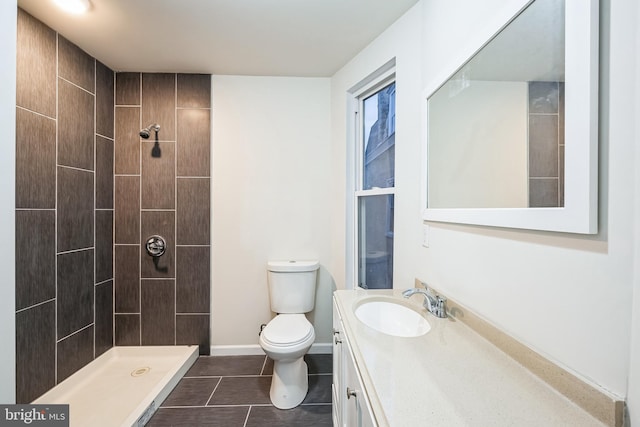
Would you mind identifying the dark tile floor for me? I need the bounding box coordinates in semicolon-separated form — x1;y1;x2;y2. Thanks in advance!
147;354;333;427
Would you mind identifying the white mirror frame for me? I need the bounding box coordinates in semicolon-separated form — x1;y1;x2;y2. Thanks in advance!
422;0;599;234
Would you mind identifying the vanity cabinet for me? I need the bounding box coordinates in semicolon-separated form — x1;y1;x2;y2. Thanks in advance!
333;296;377;427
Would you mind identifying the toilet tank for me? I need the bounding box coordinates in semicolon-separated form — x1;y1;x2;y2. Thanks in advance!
267;260;319;314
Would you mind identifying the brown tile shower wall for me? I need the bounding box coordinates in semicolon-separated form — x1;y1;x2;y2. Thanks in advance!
14;10;211;402
528;81;565;207
114;73;211;355
15;9;114;403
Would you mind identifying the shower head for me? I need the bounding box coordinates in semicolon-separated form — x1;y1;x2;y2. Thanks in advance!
140;123;160;139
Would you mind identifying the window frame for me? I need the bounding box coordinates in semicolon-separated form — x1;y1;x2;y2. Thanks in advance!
348;67;396;290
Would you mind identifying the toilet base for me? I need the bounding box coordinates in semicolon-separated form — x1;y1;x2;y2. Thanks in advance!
270;357;309;409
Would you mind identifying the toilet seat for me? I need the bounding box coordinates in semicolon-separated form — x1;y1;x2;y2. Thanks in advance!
261;314;313;347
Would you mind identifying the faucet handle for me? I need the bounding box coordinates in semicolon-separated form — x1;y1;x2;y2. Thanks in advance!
420;281;438;298
434;295;447;318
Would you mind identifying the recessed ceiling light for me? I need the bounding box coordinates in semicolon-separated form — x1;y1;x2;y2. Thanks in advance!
53;0;91;14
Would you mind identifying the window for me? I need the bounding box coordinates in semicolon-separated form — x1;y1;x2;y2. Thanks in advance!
354;78;396;289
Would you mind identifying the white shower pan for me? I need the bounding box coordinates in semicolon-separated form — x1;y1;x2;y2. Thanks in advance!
34;345;199;427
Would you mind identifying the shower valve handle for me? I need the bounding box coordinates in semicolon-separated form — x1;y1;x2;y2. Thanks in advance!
145;235;166;257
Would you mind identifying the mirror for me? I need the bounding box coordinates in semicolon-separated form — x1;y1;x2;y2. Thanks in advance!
423;0;598;234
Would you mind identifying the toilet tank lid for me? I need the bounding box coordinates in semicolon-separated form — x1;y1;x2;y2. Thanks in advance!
267;260;319;272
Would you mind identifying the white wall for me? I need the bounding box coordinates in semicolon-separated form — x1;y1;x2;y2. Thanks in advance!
0;0;16;403
330;0;639;403
625;0;640;422
211;76;333;352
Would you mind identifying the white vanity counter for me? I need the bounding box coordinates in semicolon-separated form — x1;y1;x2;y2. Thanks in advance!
333;289;610;427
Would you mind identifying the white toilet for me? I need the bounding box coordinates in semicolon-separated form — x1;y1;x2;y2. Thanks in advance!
259;260;319;409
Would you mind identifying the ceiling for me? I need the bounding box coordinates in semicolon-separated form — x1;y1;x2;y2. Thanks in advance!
17;0;419;77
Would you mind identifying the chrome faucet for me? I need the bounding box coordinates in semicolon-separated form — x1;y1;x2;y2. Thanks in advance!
402;281;447;318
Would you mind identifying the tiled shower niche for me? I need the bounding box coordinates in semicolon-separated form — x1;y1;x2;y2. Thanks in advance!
15;8;211;403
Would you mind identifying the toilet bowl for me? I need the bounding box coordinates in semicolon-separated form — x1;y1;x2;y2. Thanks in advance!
259;260;319;409
259;314;315;409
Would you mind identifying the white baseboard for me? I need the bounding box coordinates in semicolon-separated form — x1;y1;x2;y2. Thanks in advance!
209;345;264;356
210;342;332;356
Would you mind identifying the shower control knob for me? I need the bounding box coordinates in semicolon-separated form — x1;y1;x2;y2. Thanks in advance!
145;235;166;257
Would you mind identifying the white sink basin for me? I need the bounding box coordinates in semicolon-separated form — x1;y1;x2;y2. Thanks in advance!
354;299;431;337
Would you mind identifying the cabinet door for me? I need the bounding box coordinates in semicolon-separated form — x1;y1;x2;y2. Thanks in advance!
332;298;343;426
343;337;377;427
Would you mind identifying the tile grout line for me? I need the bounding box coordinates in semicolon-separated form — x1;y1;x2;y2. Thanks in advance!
259;355;268;375
138;72;142;346
54;31;59;386
185;404;270;409
93;55;97;361
203;376;223;406
187;374;273;379
243;405;252;427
